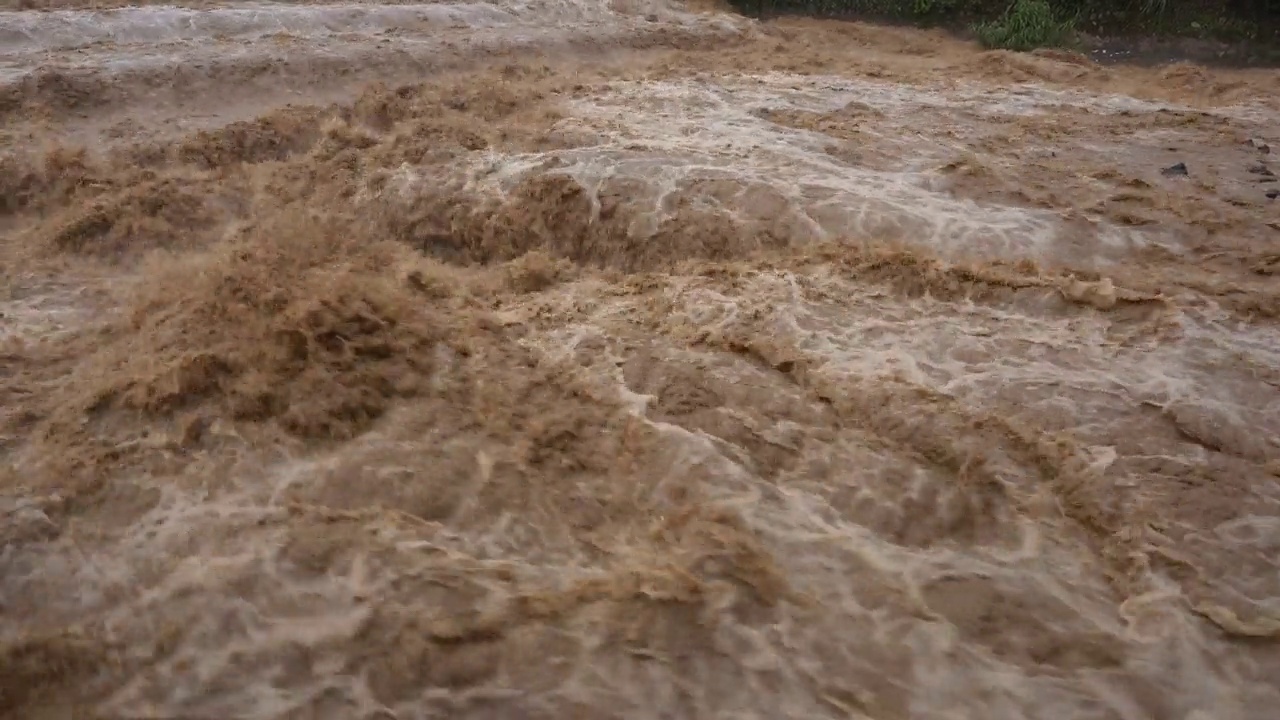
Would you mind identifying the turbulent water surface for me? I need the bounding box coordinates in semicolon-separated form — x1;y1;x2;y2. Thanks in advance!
2;2;1280;719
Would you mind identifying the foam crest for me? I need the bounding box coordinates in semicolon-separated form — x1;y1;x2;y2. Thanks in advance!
436;74;1169;266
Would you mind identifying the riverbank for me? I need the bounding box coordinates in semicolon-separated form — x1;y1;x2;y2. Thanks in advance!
730;0;1280;66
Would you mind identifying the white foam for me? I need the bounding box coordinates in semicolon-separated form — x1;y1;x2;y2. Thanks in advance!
398;74;1177;266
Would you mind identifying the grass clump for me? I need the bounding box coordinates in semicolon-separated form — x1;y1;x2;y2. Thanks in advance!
974;0;1076;51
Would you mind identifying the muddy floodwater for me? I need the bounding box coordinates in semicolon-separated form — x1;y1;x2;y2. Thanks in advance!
2;2;1279;718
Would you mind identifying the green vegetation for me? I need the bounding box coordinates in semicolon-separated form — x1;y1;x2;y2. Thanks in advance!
731;0;1280;51
973;0;1076;50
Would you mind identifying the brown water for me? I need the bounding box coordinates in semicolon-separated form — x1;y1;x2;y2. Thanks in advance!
3;3;1280;718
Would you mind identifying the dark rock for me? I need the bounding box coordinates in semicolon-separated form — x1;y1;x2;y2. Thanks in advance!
1248;163;1276;178
1267;189;1280;200
1250;138;1271;154
1161;162;1188;177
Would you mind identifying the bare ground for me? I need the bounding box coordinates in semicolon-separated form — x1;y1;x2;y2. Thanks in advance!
2;2;1280;719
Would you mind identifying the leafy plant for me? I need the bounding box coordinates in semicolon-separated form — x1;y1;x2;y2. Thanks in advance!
973;0;1077;51
912;0;958;15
